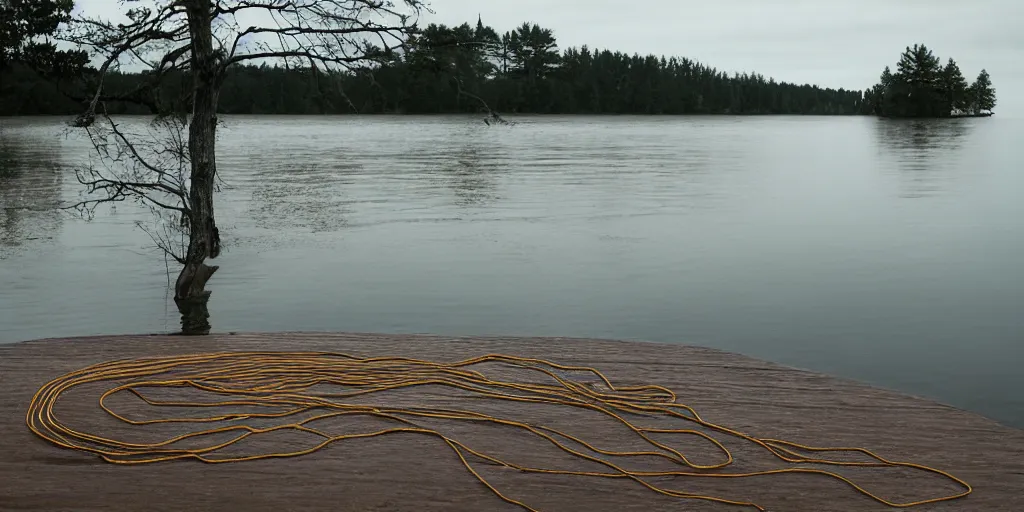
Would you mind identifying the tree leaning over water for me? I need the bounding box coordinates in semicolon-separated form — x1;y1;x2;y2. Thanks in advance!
61;0;425;334
865;44;996;117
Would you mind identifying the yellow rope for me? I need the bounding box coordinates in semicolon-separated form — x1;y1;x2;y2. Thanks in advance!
26;351;971;511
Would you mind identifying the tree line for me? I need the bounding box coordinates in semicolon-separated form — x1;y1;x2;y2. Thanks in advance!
350;18;867;115
2;17;871;116
863;44;996;118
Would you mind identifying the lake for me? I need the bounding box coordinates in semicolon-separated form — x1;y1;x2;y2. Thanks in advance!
1;115;1022;428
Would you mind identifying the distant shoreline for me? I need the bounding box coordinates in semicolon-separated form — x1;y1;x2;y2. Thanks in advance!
878;112;994;120
1;112;996;119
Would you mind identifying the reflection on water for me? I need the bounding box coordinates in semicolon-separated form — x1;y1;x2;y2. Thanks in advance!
0;128;64;258
431;143;500;208
874;119;973;198
248;161;354;233
1;115;1022;430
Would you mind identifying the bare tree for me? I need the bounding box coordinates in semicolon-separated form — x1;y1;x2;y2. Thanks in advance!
70;115;192;265
63;0;425;334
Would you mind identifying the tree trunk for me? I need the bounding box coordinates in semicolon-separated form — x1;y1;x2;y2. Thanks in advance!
175;1;221;335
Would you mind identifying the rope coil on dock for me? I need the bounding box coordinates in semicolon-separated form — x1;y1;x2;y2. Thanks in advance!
26;351;971;511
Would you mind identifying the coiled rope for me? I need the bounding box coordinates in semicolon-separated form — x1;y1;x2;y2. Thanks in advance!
27;351;971;511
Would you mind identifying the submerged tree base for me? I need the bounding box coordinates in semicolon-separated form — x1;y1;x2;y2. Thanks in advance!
174;293;212;335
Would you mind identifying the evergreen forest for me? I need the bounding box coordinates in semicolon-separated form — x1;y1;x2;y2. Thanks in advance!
0;12;996;118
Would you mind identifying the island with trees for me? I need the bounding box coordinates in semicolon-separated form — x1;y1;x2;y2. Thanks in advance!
863;44;996;118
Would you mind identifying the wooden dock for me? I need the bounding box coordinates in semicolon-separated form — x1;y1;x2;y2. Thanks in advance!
1;332;1021;511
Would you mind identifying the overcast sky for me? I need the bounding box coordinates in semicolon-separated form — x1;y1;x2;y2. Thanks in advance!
74;0;1022;115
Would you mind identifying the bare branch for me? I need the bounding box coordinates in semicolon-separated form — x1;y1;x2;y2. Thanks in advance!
62;0;424;331
452;77;515;126
64;112;192;241
217;0;423;71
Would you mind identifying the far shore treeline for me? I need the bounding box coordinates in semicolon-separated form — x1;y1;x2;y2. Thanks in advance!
0;16;996;118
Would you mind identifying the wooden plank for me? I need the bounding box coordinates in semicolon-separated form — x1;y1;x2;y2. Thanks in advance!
1;332;1021;511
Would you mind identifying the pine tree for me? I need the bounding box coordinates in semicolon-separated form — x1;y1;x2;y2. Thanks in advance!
970;69;996;114
879;66;894;88
508;23;559;80
474;15;501;78
940;58;969;115
895;44;942;117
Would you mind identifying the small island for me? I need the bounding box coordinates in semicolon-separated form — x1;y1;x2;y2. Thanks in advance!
864;44;996;118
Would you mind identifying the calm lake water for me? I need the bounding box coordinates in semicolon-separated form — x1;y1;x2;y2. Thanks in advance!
1;115;1022;428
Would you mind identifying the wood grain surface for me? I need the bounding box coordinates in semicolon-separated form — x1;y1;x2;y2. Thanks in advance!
1;332;1021;512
